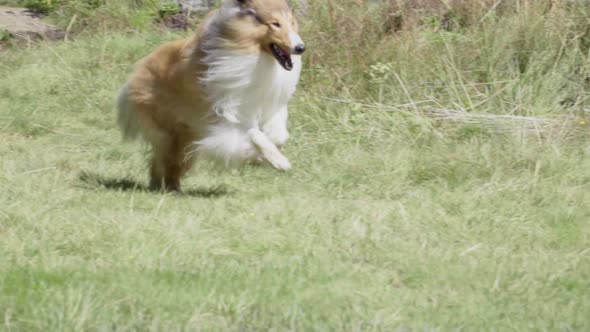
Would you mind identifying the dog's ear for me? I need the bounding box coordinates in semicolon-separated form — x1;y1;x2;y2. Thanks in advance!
235;0;254;12
239;7;261;22
235;0;261;22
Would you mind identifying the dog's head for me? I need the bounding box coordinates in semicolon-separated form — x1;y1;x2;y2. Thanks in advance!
219;0;305;71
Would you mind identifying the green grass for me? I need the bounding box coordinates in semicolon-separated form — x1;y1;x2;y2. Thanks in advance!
1;2;590;330
0;1;22;7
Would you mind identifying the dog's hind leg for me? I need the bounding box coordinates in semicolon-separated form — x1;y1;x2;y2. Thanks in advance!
149;129;196;193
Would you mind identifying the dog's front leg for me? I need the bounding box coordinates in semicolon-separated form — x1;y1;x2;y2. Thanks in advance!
248;128;291;171
262;106;289;148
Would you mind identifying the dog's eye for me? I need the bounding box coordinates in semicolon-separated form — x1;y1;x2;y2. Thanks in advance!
271;22;281;28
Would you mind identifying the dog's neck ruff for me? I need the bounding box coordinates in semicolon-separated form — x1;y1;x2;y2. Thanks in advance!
199;8;302;126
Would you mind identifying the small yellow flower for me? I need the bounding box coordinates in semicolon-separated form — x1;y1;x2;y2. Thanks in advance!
581;120;587;126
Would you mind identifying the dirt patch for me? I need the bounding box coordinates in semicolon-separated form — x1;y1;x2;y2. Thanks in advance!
0;7;64;42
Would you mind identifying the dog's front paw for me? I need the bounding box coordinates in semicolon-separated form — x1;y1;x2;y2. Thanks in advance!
264;151;291;171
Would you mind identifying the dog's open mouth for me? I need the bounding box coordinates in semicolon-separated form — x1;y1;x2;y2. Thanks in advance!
271;44;293;71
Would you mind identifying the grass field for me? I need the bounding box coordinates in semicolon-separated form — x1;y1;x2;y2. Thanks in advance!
1;1;590;330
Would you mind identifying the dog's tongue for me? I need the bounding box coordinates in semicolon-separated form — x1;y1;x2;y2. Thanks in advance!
284;55;293;70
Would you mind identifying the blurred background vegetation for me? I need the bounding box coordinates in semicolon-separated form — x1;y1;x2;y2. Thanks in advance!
2;0;590;135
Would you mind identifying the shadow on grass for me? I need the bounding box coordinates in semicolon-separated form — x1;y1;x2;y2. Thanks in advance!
79;171;230;198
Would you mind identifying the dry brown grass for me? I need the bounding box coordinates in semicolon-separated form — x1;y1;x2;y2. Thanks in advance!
380;0;567;32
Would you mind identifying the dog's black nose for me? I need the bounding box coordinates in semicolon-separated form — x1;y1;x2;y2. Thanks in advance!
293;44;306;55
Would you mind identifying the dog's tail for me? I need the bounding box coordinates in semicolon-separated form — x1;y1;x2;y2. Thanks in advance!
117;82;141;141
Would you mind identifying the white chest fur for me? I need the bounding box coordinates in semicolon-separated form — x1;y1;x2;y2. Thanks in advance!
201;50;301;125
195;50;302;167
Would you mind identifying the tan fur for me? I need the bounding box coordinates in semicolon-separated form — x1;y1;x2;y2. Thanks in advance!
119;0;301;192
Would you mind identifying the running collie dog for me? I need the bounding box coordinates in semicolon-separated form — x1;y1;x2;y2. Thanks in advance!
117;0;305;192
